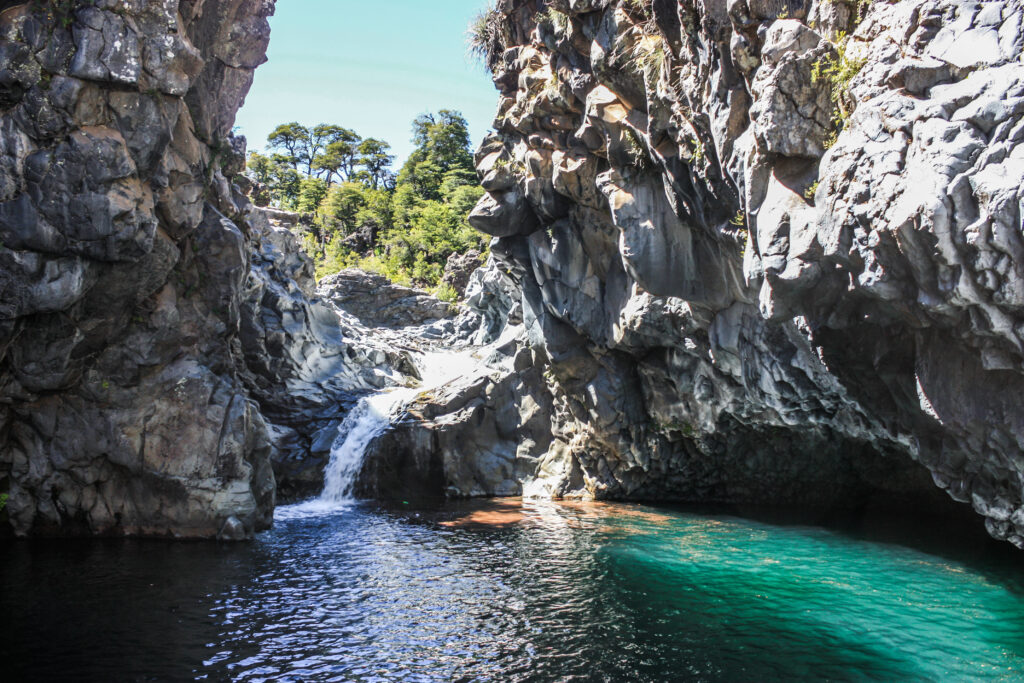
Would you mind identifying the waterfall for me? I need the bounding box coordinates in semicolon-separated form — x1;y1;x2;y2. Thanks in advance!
276;349;479;519
318;387;420;502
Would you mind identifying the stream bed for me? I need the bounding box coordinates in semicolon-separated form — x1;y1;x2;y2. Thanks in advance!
4;498;1024;681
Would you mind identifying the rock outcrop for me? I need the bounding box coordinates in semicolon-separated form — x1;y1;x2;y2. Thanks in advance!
383;0;1024;546
0;0;279;538
319;269;456;330
0;0;413;538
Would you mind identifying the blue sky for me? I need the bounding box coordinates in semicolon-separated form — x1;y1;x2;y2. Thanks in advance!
234;0;498;168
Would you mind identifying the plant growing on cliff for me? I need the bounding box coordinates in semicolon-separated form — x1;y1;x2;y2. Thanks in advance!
0;493;7;512
623;0;654;21
629;34;668;87
468;3;511;73
538;6;570;35
32;0;92;28
812;31;866;132
493;157;527;180
689;136;706;166
623;128;652;170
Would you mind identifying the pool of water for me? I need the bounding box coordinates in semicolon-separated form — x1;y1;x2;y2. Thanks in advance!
4;499;1024;681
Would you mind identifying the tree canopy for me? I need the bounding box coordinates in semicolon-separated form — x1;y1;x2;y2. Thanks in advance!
243;110;486;296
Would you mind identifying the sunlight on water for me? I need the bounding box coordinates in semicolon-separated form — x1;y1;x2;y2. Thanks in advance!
5;500;1024;681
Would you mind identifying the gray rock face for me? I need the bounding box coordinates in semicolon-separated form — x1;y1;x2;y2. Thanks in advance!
0;0;412;538
4;0;1022;549
0;0;280;538
239;213;415;503
319;269;456;329
441;249;483;297
398;0;1024;545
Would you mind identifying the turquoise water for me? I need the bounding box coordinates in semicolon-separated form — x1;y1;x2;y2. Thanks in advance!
3;499;1024;681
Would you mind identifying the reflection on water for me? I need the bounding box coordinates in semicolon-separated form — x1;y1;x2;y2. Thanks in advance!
4;499;1024;681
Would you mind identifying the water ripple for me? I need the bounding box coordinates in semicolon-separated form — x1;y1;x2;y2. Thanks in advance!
4;501;1024;681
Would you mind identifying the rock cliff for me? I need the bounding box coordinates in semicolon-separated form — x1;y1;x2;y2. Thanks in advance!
375;0;1024;546
0;0;412;538
4;0;1024;548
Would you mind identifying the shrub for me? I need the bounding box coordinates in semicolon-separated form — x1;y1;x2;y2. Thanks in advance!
434;283;460;303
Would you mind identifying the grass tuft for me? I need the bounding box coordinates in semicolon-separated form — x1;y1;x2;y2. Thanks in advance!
468;3;511;73
812;31;866;142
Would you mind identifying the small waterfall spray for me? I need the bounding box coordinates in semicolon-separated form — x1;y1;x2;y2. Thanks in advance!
276;349;479;519
318;387;420;502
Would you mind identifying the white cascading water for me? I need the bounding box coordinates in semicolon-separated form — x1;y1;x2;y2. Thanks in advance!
318;387;420;503
276;349;479;519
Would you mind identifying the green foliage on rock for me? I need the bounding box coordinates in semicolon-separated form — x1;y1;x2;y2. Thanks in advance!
246;110;487;291
812;31;867;143
468;2;510;73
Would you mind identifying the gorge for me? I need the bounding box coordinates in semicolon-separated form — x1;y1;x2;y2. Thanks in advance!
3;0;1024;544
2;0;1024;678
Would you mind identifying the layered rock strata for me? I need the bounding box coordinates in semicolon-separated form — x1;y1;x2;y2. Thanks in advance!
383;0;1024;545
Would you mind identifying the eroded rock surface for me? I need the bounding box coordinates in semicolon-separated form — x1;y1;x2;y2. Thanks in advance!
383;0;1024;546
0;0;412;538
319;269;456;329
4;0;1024;548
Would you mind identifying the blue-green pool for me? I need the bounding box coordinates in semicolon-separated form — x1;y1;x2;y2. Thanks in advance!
3;499;1023;681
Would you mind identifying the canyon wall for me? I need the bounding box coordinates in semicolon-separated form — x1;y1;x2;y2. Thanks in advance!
3;0;1024;547
0;0;411;538
382;0;1024;545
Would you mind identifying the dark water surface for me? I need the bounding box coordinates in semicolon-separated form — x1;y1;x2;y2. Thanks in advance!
4;499;1024;681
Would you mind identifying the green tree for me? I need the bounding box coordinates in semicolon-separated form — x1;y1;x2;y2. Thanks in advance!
313;128;361;183
414;109;475;173
310;124;351;163
394;110;476;202
269;154;302;208
246;151;275;206
296;176;329;214
267;122;309;170
246;151;302;208
357;138;395;189
319;182;368;235
252;111;485;293
447;184;485;217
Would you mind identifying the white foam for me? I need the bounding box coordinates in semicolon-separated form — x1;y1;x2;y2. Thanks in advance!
275;347;481;520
